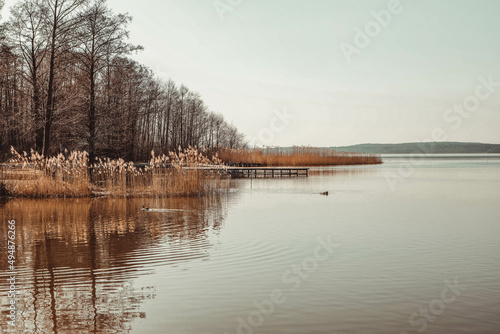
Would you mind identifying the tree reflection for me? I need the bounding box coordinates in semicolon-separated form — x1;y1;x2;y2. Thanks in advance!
0;194;231;333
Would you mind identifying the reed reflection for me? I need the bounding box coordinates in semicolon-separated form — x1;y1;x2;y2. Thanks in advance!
308;166;378;177
0;194;230;333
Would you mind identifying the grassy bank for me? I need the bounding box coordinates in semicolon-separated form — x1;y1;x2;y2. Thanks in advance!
217;147;382;166
1;147;227;198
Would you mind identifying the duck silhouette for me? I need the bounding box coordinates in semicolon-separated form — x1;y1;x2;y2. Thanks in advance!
142;205;150;211
320;191;329;196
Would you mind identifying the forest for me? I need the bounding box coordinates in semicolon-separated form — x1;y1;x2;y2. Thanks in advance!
0;0;246;163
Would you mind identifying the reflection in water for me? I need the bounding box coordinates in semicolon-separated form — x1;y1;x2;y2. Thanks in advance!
0;195;230;333
308;166;377;176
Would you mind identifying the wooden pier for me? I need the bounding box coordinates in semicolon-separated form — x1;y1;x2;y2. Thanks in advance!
226;167;309;178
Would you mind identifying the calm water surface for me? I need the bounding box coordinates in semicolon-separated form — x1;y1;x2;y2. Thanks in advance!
1;155;499;333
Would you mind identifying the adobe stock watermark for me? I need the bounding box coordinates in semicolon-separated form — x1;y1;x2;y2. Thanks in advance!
247;107;295;147
385;74;499;192
214;0;244;21
400;278;467;334
340;0;416;64
225;235;340;334
6;219;17;327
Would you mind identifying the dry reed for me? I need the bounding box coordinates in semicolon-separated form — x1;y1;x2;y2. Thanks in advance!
1;146;227;198
217;147;382;166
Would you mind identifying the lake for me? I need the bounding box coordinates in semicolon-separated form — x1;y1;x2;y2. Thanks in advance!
1;154;499;333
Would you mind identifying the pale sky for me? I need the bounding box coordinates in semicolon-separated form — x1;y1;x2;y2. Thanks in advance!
3;0;500;146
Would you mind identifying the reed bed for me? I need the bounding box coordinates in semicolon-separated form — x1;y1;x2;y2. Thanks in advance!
217;147;382;166
4;148;91;198
1;147;227;198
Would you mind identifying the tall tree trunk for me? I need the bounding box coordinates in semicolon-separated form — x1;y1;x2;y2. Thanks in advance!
43;11;58;157
32;68;44;152
165;102;171;151
43;49;55;157
88;64;96;164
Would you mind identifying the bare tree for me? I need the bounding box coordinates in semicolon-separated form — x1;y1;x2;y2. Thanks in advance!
162;79;177;152
9;0;48;151
73;0;141;163
42;0;89;157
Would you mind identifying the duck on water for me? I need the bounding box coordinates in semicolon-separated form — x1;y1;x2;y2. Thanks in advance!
320;191;329;196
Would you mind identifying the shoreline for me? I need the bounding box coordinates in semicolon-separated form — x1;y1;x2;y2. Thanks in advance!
0;147;383;199
0;162;384;199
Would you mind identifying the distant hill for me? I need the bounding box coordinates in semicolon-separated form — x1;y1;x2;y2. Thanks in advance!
329;142;500;154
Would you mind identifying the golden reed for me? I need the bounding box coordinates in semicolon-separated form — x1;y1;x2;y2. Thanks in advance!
217;147;382;166
0;147;227;198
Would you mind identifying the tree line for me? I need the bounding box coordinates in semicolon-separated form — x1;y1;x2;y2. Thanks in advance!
0;0;245;162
